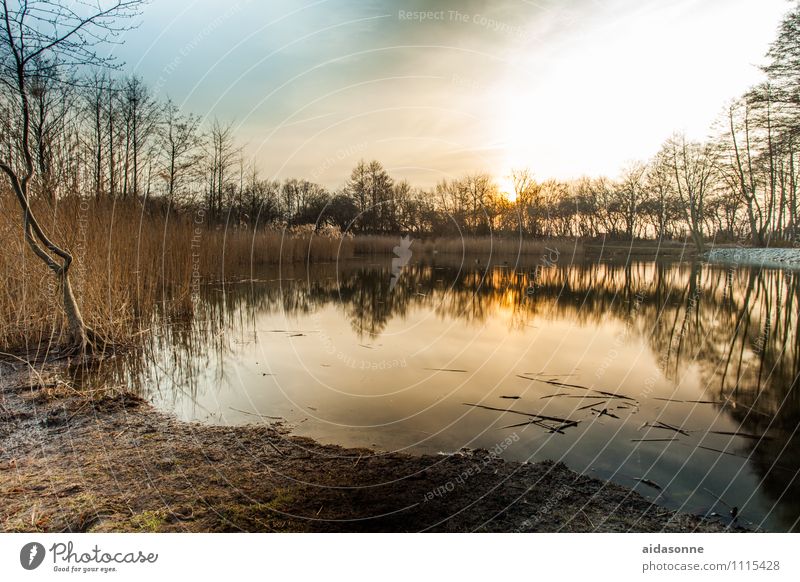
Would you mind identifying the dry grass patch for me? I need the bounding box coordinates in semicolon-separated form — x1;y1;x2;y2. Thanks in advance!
0;196;354;348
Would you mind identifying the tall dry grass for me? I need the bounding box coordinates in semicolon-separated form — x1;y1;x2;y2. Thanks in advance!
0;196;354;349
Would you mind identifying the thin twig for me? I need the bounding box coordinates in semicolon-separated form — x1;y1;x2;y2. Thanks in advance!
463;402;580;426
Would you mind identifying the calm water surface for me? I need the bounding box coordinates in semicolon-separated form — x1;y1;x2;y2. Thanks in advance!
87;257;800;531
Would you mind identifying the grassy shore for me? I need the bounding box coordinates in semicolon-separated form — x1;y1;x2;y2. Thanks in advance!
0;362;735;533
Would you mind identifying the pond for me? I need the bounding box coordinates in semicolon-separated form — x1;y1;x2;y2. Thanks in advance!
86;254;800;532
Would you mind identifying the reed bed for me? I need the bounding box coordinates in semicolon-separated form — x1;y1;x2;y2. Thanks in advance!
0;196;353;349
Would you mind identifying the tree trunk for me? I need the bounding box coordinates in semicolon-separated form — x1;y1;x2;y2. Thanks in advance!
61;269;90;348
747;202;762;247
691;229;705;255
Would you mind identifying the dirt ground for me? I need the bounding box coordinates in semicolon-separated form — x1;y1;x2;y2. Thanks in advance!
0;361;736;533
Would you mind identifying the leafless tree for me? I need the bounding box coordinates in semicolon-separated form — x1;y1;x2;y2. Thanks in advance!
645;151;678;239
120;75;158;198
205;119;238;223
159;100;202;205
344;159;392;232
84;72;110;198
617;161;647;239
511;167;541;235
663;134;716;253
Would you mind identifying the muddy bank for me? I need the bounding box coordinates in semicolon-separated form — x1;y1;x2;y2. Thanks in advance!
0;363;735;533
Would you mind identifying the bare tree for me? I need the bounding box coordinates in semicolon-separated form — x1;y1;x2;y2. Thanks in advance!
663;134;716;253
343;159;392;232
205;119;238;223
590;176;621;237
366;159;392;232
159;100;202;205
617;161;647;239
345;159;369;218
238;161;280;227
120;75;158;198
511;167;541;235
0;0;144;353
722;95;772;246
572;177;600;237
645;151;678;240
27;60;75;202
84;72;110;198
765;2;800;125
462;173;496;234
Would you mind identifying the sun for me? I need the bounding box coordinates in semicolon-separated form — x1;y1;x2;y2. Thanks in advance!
496;175;517;203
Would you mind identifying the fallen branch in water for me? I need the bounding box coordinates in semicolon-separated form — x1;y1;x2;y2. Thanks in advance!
498;419;568;434
634;477;663;491
517;375;636;401
703;430;771;441
541;394;609;400
641;421;691;437
229;406;283;420
525;372;578;378
590;407;621;419
654;397;722;404
498;417;578;434
695;444;750;459
464;402;580;427
576;400;609;411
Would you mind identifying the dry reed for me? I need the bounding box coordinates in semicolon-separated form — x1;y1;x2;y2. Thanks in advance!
0;196;354;349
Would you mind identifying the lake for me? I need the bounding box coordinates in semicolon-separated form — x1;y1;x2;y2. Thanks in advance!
85;254;800;532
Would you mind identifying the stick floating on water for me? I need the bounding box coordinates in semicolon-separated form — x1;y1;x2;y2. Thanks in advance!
517;375;637;401
641;421;691;437
634;477;663;491
463;402;580;426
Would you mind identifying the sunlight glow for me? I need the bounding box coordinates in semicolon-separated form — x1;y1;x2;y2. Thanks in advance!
496;175;516;203
487;0;788;181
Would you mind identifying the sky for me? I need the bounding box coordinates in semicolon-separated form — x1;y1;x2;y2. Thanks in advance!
115;0;791;191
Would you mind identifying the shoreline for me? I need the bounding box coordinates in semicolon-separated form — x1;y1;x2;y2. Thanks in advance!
703;247;800;269
0;363;737;533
